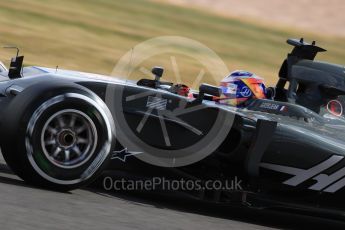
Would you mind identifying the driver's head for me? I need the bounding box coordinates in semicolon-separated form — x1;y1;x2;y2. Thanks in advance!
218;70;267;107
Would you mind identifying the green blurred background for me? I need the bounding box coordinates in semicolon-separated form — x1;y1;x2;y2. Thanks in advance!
0;0;344;86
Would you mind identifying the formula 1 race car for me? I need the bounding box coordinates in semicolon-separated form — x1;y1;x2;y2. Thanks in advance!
0;38;345;220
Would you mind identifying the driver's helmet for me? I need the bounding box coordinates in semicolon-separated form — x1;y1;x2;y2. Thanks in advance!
218;70;267;107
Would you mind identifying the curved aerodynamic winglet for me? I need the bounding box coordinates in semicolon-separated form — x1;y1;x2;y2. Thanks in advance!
245;119;278;177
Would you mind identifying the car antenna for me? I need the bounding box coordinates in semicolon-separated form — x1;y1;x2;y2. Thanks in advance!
3;45;20;57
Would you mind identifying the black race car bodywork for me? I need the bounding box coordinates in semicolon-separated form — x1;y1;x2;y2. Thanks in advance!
0;38;345;220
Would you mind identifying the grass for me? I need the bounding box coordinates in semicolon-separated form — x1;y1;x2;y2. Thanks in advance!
0;0;344;86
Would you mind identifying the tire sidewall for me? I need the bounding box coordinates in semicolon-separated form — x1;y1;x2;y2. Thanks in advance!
1;82;115;190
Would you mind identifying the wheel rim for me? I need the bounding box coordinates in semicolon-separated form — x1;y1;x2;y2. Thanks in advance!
41;109;98;169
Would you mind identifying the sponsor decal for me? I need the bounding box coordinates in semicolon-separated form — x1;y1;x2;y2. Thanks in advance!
240;86;252;97
146;96;167;110
224;83;237;94
111;148;143;162
260;155;345;193
259;102;287;112
280;106;287;112
260;102;280;110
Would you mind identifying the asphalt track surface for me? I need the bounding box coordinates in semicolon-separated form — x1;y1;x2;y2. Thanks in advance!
0;153;345;230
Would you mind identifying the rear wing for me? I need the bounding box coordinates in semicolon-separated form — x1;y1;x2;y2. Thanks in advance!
276;38;345;112
286;38;326;60
276;38;327;100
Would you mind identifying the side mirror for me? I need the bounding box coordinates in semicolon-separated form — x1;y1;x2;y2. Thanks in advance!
191;83;222;105
199;83;222;97
152;66;164;81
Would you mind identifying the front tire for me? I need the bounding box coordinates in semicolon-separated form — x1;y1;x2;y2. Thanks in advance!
1;83;115;191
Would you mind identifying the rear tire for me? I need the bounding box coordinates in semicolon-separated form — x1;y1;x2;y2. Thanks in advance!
1;83;115;191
